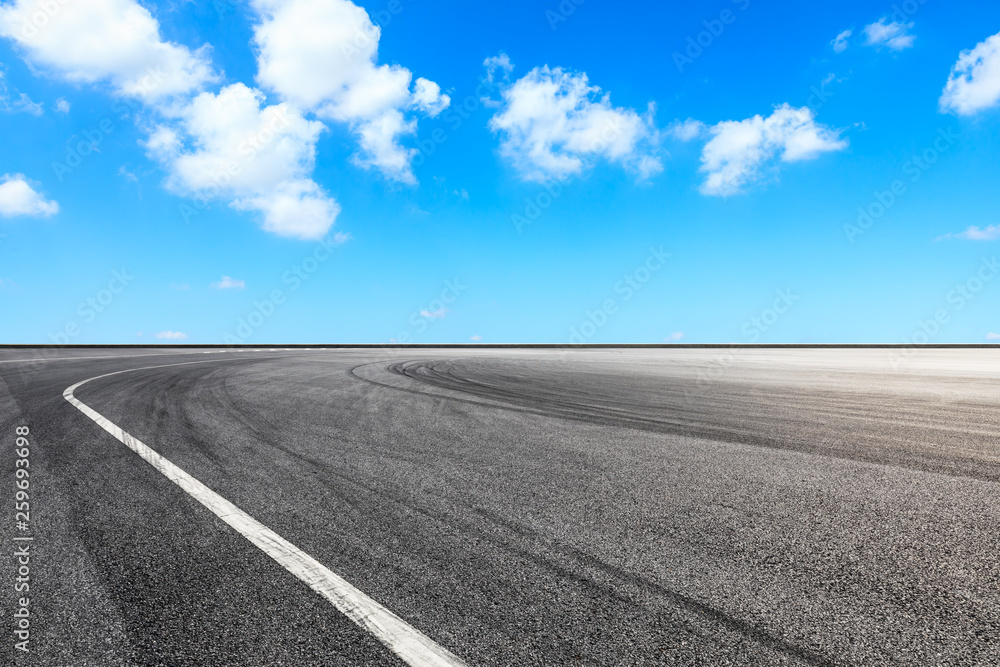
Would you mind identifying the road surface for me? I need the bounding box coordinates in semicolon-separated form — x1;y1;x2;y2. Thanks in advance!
1;347;998;665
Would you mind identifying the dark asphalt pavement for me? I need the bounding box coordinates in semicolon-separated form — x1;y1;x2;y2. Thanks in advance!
2;348;999;666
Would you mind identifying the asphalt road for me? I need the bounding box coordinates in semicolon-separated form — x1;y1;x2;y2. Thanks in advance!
2;347;999;666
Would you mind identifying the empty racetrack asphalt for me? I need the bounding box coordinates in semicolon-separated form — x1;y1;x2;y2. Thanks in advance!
2;347;999;666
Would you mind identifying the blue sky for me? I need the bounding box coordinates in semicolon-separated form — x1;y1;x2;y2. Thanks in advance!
1;0;999;344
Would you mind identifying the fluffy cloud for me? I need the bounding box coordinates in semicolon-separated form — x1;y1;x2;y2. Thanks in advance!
0;0;409;241
145;83;339;240
0;0;216;101
0;173;58;217
232;179;341;239
863;18;915;51
940;32;1000;116
250;0;449;184
156;331;188;340
832;29;852;53
699;104;847;196
936;224;1000;241
987;332;1000;341
488;62;662;183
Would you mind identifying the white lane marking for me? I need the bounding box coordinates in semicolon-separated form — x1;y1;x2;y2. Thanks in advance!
64;362;469;667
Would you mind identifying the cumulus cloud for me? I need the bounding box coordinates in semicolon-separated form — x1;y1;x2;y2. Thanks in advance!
940;32;1000;116
936;224;1000;241
156;331;188;340
488;61;662;183
249;0;449;184
987;332;1000;341
864;18;915;51
0;0;216;102
0;0;440;240
145;83;339;240
232;179;341;239
699;104;847;196
832;29;852;53
412;77;449;116
469;335;483;342
664;332;684;342
0;173;58;217
211;276;246;289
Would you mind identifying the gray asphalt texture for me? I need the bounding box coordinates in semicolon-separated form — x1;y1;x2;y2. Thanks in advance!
1;347;999;666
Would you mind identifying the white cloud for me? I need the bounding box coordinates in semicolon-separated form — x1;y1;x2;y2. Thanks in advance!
232;179;341;239
832;29;852;53
484;53;514;83
665;332;684;342
249;0;449;184
481;54;514;108
469;335;483;342
0;68;42;115
863;18;915;51
699;104;847;196
987;332;1000;341
412;77;449;117
668;118;706;142
3;90;41;115
211;276;246;289
940;32;1000;116
0;173;58;217
0;0;359;242
420;307;447;319
145;83;340;240
488;62;662;183
936;224;1000;241
0;0;216;102
156;331;188;340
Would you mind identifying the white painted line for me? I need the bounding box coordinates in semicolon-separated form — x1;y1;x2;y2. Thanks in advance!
64;362;469;667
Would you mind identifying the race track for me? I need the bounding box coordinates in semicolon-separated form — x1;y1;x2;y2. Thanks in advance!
2;348;998;666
